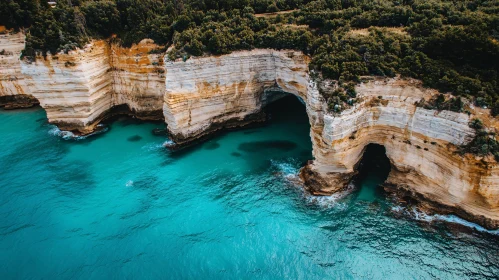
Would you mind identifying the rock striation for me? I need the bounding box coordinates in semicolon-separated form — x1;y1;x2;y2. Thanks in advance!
21;41;113;133
162;51;499;228
1;32;498;229
7;36;166;133
0;32;38;109
163;49;310;145
302;78;499;229
111;39;165;120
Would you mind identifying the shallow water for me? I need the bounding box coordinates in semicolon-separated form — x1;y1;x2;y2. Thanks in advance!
0;97;498;279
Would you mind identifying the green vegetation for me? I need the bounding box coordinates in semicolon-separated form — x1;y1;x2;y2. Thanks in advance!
416;93;464;113
1;0;498;110
460;118;499;161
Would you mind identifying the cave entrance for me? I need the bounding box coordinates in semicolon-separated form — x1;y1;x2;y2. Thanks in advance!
354;144;391;201
264;94;306;123
260;93;313;162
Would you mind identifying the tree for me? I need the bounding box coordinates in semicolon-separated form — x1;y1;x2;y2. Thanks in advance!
82;1;120;37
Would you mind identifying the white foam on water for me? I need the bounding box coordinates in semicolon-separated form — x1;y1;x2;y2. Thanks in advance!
270;159;354;210
162;139;175;147
48;126;76;140
125;180;134;187
270;159;300;180
434;214;499;235
142;142;166;151
48;124;108;140
391;206;499;235
304;183;354;209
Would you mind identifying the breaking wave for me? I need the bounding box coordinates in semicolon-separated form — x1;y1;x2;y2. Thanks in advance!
304;183;354;209
270;158;353;209
270;158;300;180
48;124;108;140
142;142;167;151
391;205;499;235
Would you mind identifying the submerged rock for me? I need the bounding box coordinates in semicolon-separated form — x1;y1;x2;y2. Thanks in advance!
127;135;143;142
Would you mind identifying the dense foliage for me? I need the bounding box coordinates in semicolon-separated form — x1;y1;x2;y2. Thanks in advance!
1;0;498;109
416;93;465;113
460;118;499;161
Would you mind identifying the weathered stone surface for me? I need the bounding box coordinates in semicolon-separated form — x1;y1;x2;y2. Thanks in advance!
1;34;166;133
0;32;38;109
304;78;499;229
111;39;165;120
20;41;113;133
163;49;310;144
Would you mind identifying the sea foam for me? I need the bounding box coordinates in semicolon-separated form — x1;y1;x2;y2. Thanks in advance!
48;124;108;140
391;205;499;235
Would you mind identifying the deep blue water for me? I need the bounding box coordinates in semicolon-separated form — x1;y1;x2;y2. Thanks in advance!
1;97;498;279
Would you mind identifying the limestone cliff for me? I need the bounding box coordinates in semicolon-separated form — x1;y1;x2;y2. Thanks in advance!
1;33;498;229
301;78;499;229
2;34;166;133
21;41;113;133
0;32;38;109
162;54;499;229
163;49;310;145
111;39;165;119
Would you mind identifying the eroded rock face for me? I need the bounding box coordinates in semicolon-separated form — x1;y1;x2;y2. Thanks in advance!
303;78;499;229
163;49;310;145
162;52;499;228
1;33;498;228
4;35;166;133
0;32;38;109
111;40;165;120
21;41;113;133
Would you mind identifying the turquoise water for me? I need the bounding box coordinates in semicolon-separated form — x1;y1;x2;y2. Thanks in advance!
1;97;498;279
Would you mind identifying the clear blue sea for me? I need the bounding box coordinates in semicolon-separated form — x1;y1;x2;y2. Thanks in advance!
1;97;498;279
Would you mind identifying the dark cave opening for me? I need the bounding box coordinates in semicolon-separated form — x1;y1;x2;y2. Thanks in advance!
264;94;308;125
262;94;313;163
355;143;391;193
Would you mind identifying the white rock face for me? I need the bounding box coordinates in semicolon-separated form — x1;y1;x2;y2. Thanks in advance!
0;35;166;132
0;32;37;108
1;33;498;228
163;55;499;227
304;78;499;228
163;49;310;143
21;41;113;132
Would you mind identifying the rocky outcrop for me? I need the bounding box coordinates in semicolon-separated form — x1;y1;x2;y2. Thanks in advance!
162;54;499;228
302;78;499;229
111;39;165;120
163;49;310;145
21;41;113;133
1;32;498;229
2;34;166;133
0;32;38;109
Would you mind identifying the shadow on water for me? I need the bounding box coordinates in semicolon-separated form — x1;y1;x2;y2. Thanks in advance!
204;141;220;150
1;134;96;197
127;135;143;142
53;116;167;146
